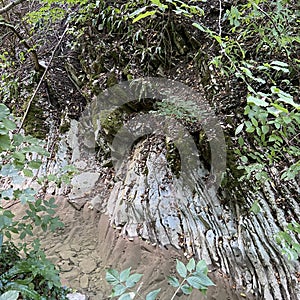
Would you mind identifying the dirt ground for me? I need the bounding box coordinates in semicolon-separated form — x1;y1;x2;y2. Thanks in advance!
11;195;254;300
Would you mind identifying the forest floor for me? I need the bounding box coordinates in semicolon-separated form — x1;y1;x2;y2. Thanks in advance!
12;195;253;300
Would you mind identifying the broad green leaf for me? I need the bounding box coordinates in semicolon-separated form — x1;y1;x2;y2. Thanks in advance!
251;118;258;127
132;10;156;23
196;260;208;275
186;276;205;289
23;169;34;177
146;288;161;300
125;273;143;288
119;292;134;300
0;290;19;300
189;273;215;288
282;247;298;260
13;152;26;163
176;259;187;278
28;160;42;169
247;95;268;107
249;200;261;214
186;258;195;272
181;284;193;295
235;123;244;135
106;269;120;285
2;118;16;131
129;6;147;18
270;60;289;67
0;134;11;150
0;104;10;120
111;284;127;297
120;267;131;282
167;276;180;287
271;103;288;113
192;22;211;33
261;125;269;134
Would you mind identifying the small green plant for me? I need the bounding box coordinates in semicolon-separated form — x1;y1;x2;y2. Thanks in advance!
275;222;300;260
106;258;214;299
0;103;73;298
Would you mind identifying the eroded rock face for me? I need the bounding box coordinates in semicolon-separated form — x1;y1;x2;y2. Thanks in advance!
65;111;300;299
101;136;300;300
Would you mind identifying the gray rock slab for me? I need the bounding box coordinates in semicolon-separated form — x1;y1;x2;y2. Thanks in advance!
69;172;100;200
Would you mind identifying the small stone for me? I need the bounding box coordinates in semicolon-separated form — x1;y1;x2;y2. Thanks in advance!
67;292;87;300
79;258;97;274
80;274;89;289
63;267;80;279
59;261;73;272
70;244;81;252
60;250;75;260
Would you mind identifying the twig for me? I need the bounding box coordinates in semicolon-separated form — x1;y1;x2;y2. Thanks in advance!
18;23;70;133
0;0;26;14
218;0;222;36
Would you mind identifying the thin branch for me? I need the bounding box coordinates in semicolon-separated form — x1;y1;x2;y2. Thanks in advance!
0;0;26;14
0;19;43;71
218;0;222;36
18;23;70;132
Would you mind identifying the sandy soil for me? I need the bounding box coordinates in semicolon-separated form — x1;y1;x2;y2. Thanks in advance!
12;196;253;300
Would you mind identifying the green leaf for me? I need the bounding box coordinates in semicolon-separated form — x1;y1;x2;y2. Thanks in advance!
120;268;131;282
125;273;143;288
167;276;180;287
23;169;34;177
119;292;134;300
186;276;205;289
106;269;120;285
249;200;261;214
181;284;193;295
129;6;147;18
0;104;10;120
270;60;289;67
247;95;268;107
196;260;208;275
186;258;195;272
0;134;11;150
111;284;127;297
235;123;244;135
13;152;26;163
146;288;161;300
188;273;215;288
192;22;211;33
28;160;42;169
2;118;16;131
0;290;19;300
176;259;187;278
132;10;156;23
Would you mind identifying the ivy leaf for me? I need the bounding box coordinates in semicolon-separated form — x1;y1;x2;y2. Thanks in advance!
176;259;187;278
146;288;161;300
